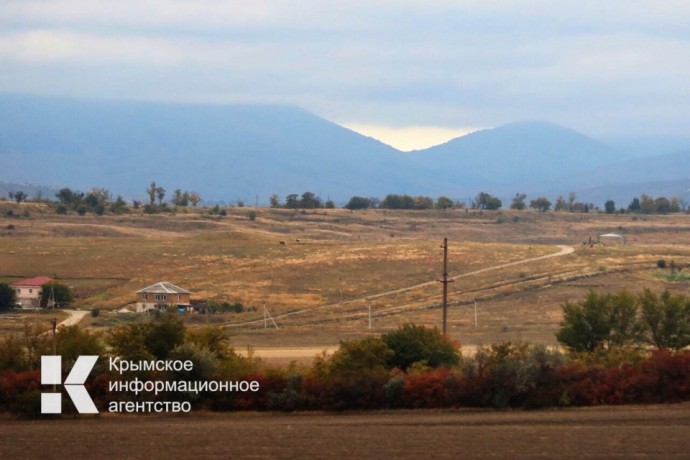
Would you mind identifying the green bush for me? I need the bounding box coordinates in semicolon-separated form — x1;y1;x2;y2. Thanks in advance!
382;324;460;371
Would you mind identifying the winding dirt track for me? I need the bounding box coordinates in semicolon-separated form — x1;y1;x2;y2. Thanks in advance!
225;244;574;328
231;245;574;361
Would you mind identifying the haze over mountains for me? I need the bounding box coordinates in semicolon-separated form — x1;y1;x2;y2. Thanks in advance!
1;94;689;206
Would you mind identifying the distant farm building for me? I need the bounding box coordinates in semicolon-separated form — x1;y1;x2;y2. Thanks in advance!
11;276;53;308
136;282;191;312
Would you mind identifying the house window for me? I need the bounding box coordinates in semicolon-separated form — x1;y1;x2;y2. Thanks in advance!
16;288;21;294
142;293;147;301
29;288;33;294
155;294;167;301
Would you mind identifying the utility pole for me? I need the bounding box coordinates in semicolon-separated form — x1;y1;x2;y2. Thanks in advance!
51;317;57;392
438;237;453;336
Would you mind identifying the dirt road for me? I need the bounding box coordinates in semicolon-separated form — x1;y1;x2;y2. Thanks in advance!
58;309;89;328
225;244;575;329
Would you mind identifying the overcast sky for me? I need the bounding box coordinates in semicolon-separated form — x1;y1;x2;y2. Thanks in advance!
1;1;689;150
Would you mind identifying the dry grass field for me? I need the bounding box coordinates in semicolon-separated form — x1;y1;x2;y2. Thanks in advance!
1;404;689;459
2;203;690;355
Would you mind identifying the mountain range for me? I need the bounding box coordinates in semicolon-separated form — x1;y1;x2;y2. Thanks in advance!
1;93;689;206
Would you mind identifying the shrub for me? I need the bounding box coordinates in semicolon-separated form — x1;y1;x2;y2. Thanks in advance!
382;324;460;371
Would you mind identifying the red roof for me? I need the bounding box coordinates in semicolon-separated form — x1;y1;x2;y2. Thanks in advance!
11;276;54;287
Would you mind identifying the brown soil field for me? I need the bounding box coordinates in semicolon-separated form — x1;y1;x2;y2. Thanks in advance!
2;206;690;355
2;404;689;459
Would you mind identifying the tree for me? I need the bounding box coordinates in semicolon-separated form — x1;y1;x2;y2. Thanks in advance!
13;191;28;204
345;196;372;210
568;192;577;211
510;193;527;210
412;196;434;210
654;197;671;214
638;289;690;350
285;194;299;209
108;314;186;360
39;282;74;308
269;194;282;208
56;325;104;369
529;197;551;212
604;200;616;214
640;194;655;214
474;192;502;210
381;324;460;371
628;197;641;213
110;195;128;214
327;337;393;375
556;290;643;353
56;188;83;208
145;314;186;359
435;196;454;210
147;181;157;206
554;195;568;211
188;192;201;207
0;283;17;310
172;189;185;206
155;186;166;206
300;191;321;209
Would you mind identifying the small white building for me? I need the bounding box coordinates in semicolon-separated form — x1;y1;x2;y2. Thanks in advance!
136;282;191;312
11;276;53;308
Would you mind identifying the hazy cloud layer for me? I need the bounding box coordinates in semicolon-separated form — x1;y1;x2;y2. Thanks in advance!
1;1;689;139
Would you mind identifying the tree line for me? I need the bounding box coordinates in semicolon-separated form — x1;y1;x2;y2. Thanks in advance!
4;185;688;215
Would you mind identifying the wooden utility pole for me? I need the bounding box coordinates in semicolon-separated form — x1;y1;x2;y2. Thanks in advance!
438;237;452;336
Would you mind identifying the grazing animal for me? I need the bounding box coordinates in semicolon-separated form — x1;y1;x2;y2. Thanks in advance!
279;241;286;245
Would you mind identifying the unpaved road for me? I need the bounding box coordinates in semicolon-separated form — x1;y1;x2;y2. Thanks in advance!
226;245;575;329
2;403;688;459
58;309;89;328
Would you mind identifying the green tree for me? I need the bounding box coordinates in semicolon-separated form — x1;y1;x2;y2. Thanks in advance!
0;282;17;310
56;325;104;370
40;282;74;308
56;188;83;209
510;193;527;210
435;196;454;210
108;314;186;360
145;314;186;359
529;197;551;212
110;195;128;214
285;194;299;209
155;186;166;206
345;196;372;210
474;192;502;210
147;181;157;206
300;191;321;209
628;197;641;213
556;291;613;352
13;191;28;203
638;289;690;350
604;200;616;214
382;324;460;371
556;290;642;352
327;337;393;375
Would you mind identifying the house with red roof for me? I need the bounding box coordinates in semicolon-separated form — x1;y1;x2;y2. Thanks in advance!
136;281;191;312
11;276;53;309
